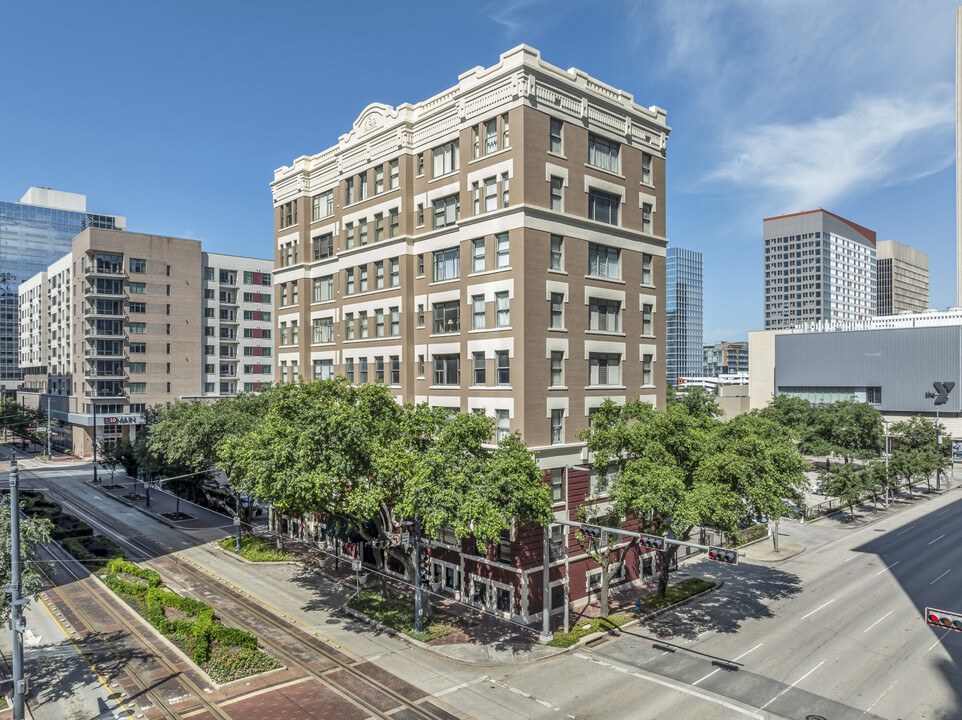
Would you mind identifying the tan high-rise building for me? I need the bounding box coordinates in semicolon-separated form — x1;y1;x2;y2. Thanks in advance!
876;240;929;316
18;229;273;456
270;45;669;468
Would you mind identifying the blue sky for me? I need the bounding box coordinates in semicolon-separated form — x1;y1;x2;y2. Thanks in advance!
1;1;958;342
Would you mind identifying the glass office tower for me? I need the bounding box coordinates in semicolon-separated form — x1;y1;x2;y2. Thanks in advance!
0;188;124;391
666;247;703;387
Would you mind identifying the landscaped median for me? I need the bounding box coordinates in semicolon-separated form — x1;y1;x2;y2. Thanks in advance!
547;577;717;648
101;558;282;684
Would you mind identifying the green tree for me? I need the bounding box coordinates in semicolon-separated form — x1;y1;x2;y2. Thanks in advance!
573;505;639;618
0;499;53;622
222;379;550;614
97;441;123;484
148;393;271;531
889;416;952;493
818;461;872;520
583;399;808;598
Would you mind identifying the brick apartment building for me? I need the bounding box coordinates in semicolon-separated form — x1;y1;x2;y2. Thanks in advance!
269;45;670;622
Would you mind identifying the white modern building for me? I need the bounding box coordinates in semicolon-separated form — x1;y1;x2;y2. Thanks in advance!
764;209;876;330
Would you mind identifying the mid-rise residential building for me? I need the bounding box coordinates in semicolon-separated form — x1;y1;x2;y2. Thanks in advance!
17;228;272;454
763;209;876;329
0;187;125;392
270;45;670;622
876;240;929;316
666;247;703;387
702;340;748;377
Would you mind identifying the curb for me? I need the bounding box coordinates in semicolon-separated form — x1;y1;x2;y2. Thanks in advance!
564;578;725;651
211;541;302;566
86;481;179;530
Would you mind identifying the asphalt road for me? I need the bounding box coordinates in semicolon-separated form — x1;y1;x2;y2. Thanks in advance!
9;451;962;720
454;488;962;720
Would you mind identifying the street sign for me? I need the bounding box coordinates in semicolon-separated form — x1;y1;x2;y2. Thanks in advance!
389;533;401;547
401;531;410;544
580;523;603;539
233;516;241;526
351;558;361;571
925;606;962;632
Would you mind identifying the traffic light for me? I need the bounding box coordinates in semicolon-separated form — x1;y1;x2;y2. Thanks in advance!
925;607;962;632
580;523;603;539
638;533;665;551
419;551;431;580
708;546;738;565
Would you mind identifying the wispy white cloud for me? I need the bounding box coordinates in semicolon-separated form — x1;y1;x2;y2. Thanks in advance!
485;0;543;33
707;87;955;211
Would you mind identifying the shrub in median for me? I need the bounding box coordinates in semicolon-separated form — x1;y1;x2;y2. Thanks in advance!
103;558;162;597
211;623;258;650
62;536;124;569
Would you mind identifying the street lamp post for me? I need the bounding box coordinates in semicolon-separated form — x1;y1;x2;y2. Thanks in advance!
92;403;99;484
884;419;890;508
45;395;51;460
563;464;590;635
8;460;25;720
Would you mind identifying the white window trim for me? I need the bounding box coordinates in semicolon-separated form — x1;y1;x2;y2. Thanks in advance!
584;176;627;203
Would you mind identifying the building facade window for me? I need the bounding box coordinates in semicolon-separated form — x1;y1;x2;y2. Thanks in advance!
550;176;563;211
642;354;653;386
642;202;653;234
473;352;486;385
496;351;509;386
588;134;619;173
496;233;509;268
588;189;620;225
472;239;485;273
588;243;620;279
550;351;564;386
313;275;333;303
129;258;146;273
642;303;653;335
495;292;510;327
549;118;563;154
433;194;460;229
312;234;333;260
472;295;485;329
589;298;620;332
549;293;564;328
641;153;652;185
550;409;564;444
496;409;510;443
432;140;459;177
433;247;460;281
433;354;460;385
642;253;653;285
312;190;334;221
550;235;564;270
433;301;460;334
589;353;621;386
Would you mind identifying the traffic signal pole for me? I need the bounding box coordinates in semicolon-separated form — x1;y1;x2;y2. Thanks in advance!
551;517;745;557
8;461;25;720
413;516;423;635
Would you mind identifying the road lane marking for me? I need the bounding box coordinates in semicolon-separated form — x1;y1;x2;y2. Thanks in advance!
928;534;946;546
863;611;893;633
801;599;835;619
692;642;763;686
574;653;763;718
759;660;825;711
932;508;950;517
930;569;952;585
896;528;913;536
843;554;859;562
874;561;899;576
866;680;898;713
434;676;487;697
926;629;952;654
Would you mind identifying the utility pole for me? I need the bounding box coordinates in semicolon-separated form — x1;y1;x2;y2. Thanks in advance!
413;516;423;634
539;525;552;644
936;409;942;490
8;460;25;720
884;420;890;508
92;403;99;484
45;395;51;460
235;490;242;552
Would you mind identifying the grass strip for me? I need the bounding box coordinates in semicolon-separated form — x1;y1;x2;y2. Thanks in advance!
218;535;294;562
347;589;458;642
